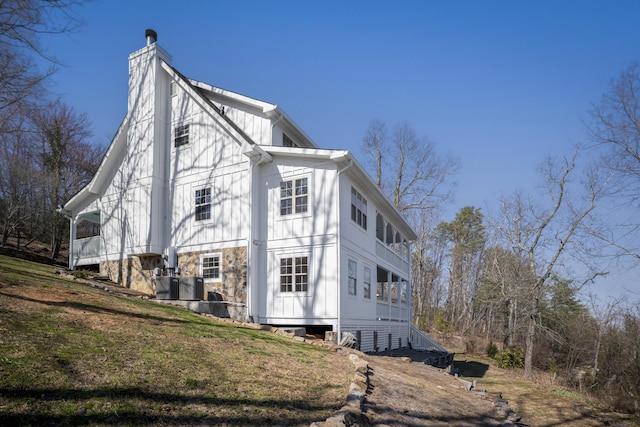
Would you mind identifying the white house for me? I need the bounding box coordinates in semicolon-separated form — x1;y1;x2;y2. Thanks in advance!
62;30;418;352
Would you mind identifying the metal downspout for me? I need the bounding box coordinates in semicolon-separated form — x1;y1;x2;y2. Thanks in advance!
335;158;353;343
247;152;265;322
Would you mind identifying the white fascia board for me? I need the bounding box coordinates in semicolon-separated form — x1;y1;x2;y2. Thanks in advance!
161;61;272;164
347;158;418;241
191;80;319;149
263;146;346;160
189;80;275;112
263;105;319;149
62;114;129;214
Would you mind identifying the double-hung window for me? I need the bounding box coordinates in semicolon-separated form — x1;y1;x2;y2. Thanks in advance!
201;253;221;281
348;259;357;296
363;267;371;299
280;177;308;215
195;187;211;221
280;256;308;292
174;123;189;147
351;187;367;230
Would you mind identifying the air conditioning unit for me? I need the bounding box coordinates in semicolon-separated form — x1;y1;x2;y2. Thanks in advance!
156;277;179;300
179;276;204;300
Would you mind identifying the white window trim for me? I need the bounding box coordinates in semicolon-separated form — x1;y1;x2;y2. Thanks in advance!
279;175;310;218
174;122;190;148
200;252;222;282
363;266;372;300
194;186;212;222
348;259;357;296
278;254;310;293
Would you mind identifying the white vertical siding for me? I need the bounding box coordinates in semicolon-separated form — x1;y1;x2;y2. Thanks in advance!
257;157;340;325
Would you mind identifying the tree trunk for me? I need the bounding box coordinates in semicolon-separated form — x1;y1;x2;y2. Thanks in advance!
524;297;539;380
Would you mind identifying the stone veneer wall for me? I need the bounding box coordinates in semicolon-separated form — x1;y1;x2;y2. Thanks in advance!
178;246;247;304
100;255;163;295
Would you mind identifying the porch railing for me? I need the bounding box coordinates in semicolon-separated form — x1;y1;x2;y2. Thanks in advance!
72;236;103;261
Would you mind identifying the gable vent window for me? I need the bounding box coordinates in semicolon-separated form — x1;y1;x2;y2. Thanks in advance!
170;81;178;97
282;133;295;147
174;123;190;147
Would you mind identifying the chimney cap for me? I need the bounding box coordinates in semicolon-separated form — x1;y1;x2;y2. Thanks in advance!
145;28;157;45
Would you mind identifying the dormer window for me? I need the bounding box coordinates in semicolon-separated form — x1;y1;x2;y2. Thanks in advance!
283;133;295;147
175;123;189;147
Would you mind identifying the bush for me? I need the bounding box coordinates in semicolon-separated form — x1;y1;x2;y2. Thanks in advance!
486;341;498;358
494;347;524;369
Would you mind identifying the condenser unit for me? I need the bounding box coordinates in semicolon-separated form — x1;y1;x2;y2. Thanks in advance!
179;276;204;300
156;277;179;300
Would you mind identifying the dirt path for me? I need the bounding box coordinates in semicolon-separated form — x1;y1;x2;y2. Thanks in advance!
359;352;507;426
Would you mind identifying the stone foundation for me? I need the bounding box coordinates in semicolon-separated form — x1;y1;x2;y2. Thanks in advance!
178;246;247;305
98;246;247;303
100;255;163;295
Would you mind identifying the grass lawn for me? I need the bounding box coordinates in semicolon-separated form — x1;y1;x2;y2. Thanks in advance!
0;254;353;426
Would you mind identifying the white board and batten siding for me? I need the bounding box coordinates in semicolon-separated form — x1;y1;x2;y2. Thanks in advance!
257;157;340;325
168;84;254;253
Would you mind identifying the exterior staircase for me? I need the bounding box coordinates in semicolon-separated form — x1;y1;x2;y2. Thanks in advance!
409;324;454;368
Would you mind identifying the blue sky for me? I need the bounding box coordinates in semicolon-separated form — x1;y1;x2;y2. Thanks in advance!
42;0;639;299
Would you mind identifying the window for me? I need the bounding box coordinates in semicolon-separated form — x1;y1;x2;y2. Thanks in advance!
376;213;384;241
174;123;189;147
363;267;371;299
401;279;408;304
348;259;357;296
201;253;221;280
280;178;308;215
195;187;211;221
350;187;367;230
280;256;308;292
386;223;394;245
377;280;387;301
282;133;295;147
391;274;399;304
170;81;178;97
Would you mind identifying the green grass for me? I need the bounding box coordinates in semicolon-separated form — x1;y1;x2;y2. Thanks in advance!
0;254;352;426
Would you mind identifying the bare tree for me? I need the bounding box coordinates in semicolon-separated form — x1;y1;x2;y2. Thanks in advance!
0;0;84;113
496;148;606;379
588;294;623;375
0;107;34;246
361;119;459;213
588;62;640;261
31;100;97;258
362;119;459;332
477;244;533;347
410;210;448;329
439;206;486;333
